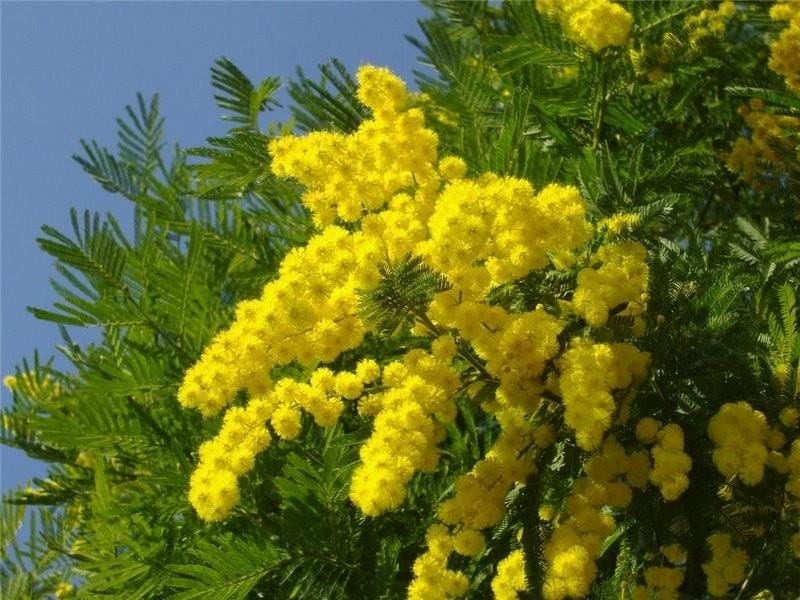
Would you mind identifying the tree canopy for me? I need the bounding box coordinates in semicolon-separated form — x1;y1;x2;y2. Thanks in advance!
2;1;799;599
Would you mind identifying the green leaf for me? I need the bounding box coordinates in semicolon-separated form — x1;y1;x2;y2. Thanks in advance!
169;534;284;600
211;57;280;130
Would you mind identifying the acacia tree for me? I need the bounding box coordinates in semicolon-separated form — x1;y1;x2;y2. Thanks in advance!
2;1;799;599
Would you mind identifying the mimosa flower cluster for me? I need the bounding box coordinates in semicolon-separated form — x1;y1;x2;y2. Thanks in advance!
769;0;800;93
491;550;528;600
559;341;650;451
708;401;769;485
685;0;737;43
542;438;650;599
535;0;633;53
349;348;460;516
175;65;800;599
702;534;748;597
632;566;684;600
726;98;800;183
647;423;692;501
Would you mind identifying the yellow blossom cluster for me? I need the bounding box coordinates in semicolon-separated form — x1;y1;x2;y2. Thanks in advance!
708;401;769;485
350;348;460;516
558;341;650;451
438;409;541;530
632;566;685;600
188;360;377;521
572;241;649;328
429;297;566;407
269;68;438;227
702;533;748;597
491;549;528;600
54;582;74;599
647;423;692;501
685;0;737;43
407;524;470;600
726;98;800;183
769;0;800;93
178;225;376;417
421;178;590;298
635;417;661;444
177;65;660;598
188;398;273;521
535;0;633;53
409;406;549;598
542;438;648;599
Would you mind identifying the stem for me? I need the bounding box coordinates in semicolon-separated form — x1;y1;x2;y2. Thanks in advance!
592;56;609;149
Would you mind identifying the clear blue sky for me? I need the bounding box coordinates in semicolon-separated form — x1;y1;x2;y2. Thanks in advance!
1;1;429;493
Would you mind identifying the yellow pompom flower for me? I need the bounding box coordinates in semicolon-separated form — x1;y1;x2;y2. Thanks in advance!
635;417;661;444
333;372;364;400
599;212;640;235
661;543;687;566
438;156;468;181
271;404;302;440
791;532;800;559
355;358;381;384
453;528;485;557
780;406;799;428
787;440;800;498
54;582;74;599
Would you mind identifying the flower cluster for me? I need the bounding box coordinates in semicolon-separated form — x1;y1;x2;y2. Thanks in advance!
598;212;640;236
632;566;684;600
270;68;438;227
661;543;687;566
542;438;648;599
702;533;748;597
726;98;800;183
409;407;548;598
188;398;273;521
559;341;650;451
407;524;470;600
781;406;799;428
177;225;375;418
708;401;769;485
648;423;692;501
572;241;649;328
350;348;459;516
685;0;737;43
491;550;528;600
421;178;590;298
535;0;633;53
428;298;565;407
768;0;800;93
178;65;660;598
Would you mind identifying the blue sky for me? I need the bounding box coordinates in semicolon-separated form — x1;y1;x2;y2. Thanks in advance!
1;1;430;493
